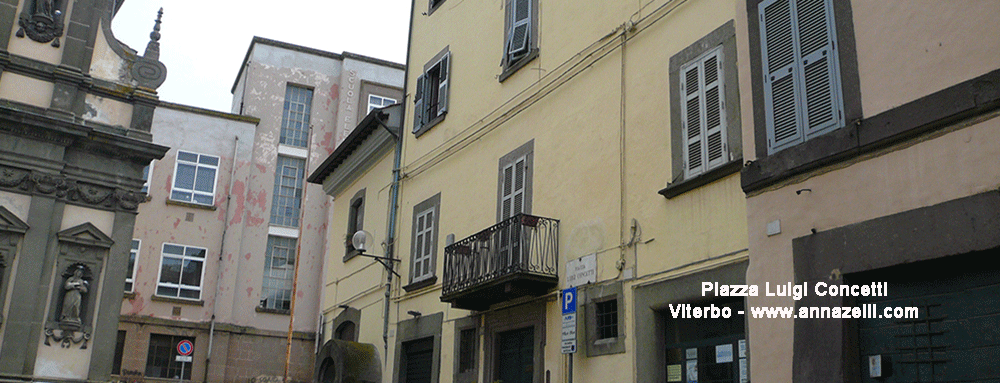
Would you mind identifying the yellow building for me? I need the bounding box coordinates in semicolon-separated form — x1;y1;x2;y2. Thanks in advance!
311;0;751;382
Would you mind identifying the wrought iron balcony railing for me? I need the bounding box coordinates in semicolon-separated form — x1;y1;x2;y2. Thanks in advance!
441;214;559;307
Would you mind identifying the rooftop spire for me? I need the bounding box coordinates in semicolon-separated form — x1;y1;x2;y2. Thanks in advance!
143;8;162;60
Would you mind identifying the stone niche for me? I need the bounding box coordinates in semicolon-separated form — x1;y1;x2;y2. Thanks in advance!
43;222;113;349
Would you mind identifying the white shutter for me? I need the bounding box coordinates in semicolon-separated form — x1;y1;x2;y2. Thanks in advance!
703;50;727;169
681;47;726;178
796;0;841;139
413;207;435;281
681;63;704;177
507;0;531;59
501;162;514;219
437;53;450;115
413;74;425;133
760;0;803;153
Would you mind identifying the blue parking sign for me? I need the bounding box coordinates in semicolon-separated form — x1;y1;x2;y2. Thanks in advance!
562;287;577;315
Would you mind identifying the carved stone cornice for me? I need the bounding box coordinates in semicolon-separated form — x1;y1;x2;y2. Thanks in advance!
0;164;144;212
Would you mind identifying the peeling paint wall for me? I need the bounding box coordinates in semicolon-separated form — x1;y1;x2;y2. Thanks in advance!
88;20;127;83
82;93;134;127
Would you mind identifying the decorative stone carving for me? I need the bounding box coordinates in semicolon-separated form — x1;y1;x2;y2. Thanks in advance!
60;266;88;328
0;164;146;212
45;263;94;349
130;8;167;89
15;0;65;47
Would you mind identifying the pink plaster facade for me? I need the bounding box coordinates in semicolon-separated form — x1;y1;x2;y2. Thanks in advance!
116;38;402;383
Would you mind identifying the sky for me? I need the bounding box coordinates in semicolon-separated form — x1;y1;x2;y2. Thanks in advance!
111;0;412;113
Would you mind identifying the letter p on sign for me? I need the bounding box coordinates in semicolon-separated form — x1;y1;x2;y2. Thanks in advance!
562;287;577;315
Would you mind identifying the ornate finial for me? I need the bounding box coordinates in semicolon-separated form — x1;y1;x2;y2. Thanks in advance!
143;8;163;60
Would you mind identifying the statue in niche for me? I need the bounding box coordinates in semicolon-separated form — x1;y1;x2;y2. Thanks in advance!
15;0;64;47
60;265;88;328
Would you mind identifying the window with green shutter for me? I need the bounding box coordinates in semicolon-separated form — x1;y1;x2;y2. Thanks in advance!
760;0;843;154
413;48;451;136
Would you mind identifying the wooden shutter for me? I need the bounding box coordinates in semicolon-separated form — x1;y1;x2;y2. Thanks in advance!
761;0;801;153
761;0;840;153
796;0;841;139
437;53;450;116
681;63;704;177
680;47;726;178
413;207;435;281
703;50;727;169
413;74;425;133
507;0;531;59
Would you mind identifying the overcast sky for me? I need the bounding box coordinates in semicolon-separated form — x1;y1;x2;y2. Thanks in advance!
111;0;412;113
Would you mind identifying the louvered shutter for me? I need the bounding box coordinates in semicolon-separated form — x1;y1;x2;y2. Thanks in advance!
703;50;727;169
681;47;727;178
413;74;425;133
500;155;527;220
796;0;841;139
413;213;424;277
681;63;704;177
501;162;514;219
760;0;802;153
507;0;531;59
437;53;450;116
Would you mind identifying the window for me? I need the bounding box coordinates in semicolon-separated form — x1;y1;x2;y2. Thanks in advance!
413;47;451;136
759;0;843;153
145;334;194;380
280;85;313;148
583;281;625;356
664;298;745;383
500;0;538;80
156;243;206;300
407;193;440;289
141;161;154;194
412;208;435;282
662;21;742;198
170;151;219;205
345;189;365;260
457;328;476;373
595;299;619;340
367;95;397;114
680;47;728;178
497;141;533;221
270;156;305;227
260;236;295;311
125;239;139;292
428;0;446;15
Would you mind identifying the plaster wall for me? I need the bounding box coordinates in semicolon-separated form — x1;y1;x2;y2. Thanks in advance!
229;59;333;333
61;205;114;234
0;72;53;108
337;58;405;145
744;113;1000;383
321;150;393;352
88;19;126;83
0;191;31;221
82;93;134;128
125;106;256;324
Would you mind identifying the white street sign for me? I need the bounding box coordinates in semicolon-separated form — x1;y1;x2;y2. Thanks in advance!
566;254;596;288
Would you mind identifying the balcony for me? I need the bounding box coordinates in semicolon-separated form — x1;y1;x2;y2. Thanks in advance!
441;214;559;311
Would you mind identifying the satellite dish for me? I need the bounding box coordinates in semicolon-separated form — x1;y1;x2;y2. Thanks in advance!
352;230;372;252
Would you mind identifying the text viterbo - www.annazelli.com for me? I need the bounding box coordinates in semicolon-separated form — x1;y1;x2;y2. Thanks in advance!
667;303;919;319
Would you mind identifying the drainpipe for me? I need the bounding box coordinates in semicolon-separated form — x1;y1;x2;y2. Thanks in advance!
382;0;415;368
381;110;403;367
205;135;240;382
